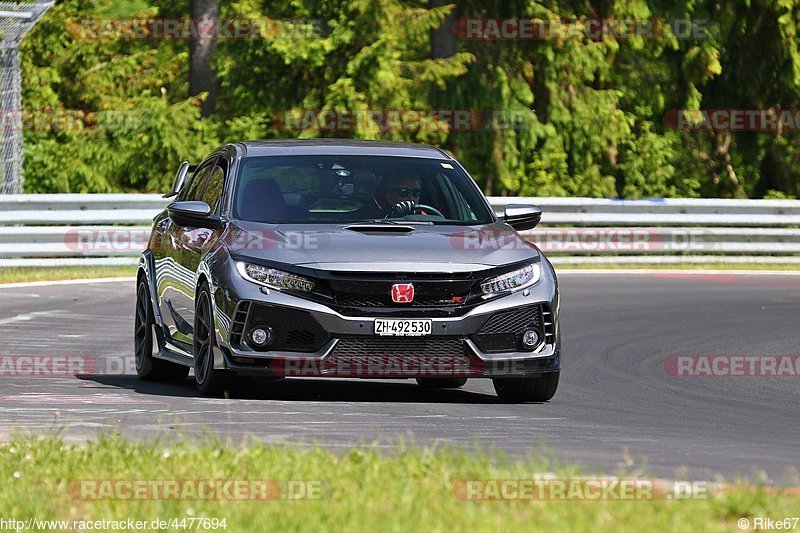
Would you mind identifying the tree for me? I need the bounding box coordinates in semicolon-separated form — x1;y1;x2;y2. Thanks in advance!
189;0;218;117
430;1;457;59
18;0;800;198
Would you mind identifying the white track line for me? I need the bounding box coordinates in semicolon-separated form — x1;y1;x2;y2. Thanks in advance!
0;277;136;289
0;310;66;326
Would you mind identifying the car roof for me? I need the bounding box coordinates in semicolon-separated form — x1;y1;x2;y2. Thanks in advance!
235;139;454;160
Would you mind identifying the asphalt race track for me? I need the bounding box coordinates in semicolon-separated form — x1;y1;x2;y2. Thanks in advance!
1;272;798;483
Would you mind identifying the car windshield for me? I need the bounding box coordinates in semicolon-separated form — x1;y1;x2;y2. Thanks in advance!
232;155;494;225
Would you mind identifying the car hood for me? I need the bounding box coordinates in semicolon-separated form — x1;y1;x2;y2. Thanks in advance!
226;221;540;273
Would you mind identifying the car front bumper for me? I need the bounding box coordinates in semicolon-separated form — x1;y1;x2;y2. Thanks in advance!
211;259;560;379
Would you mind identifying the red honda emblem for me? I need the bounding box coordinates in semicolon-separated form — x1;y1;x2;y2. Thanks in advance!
391;283;415;303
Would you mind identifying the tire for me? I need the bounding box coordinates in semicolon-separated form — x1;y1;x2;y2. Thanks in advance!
493;371;560;403
134;278;189;382
416;377;468;389
193;282;229;395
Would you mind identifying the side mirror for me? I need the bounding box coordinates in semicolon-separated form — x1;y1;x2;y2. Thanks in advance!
164;161;197;198
167;201;221;229
503;204;542;231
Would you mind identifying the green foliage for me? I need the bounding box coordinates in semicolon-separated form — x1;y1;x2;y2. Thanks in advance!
763;189;797;199
1;435;799;532
21;0;218;193
17;0;800;197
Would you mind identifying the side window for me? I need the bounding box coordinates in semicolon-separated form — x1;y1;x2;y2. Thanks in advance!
440;173;476;221
429;172;476;221
201;161;227;213
233;162;319;217
178;159;215;202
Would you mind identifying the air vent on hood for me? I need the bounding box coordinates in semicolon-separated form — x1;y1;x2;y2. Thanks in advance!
344;223;416;234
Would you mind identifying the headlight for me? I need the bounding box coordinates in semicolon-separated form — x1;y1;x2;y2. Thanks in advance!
480;263;541;297
236;262;315;292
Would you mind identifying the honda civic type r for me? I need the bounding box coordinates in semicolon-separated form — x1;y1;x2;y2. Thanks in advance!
135;139;561;402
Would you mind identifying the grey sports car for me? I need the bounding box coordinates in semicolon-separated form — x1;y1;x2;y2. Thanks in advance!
135;139;560;402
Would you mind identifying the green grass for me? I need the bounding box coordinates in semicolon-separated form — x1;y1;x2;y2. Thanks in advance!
0;266;137;284
0;435;797;532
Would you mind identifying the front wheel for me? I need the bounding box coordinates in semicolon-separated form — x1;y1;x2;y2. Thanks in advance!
193;283;229;395
134;278;189;382
493;371;559;403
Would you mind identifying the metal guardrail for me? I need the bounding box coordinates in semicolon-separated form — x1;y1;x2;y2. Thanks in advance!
0;194;799;267
3;194;800;225
492;197;800;226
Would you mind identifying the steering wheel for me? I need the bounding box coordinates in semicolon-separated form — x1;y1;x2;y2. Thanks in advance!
414;203;446;218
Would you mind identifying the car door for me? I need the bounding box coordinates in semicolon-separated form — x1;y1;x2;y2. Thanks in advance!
155;158;217;347
170;157;231;347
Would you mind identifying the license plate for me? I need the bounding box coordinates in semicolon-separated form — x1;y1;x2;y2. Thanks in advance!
374;318;432;336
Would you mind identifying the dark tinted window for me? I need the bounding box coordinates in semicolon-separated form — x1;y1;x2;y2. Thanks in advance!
232;155;492;225
202;162;226;213
178;160;215;202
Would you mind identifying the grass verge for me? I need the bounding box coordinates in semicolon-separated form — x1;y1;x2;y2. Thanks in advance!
0;435;797;532
0;266;137;284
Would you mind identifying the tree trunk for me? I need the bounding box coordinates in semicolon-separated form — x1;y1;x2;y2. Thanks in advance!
189;0;218;117
429;0;457;59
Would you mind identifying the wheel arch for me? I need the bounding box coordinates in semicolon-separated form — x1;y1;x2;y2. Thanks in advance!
194;267;226;371
196;272;209;292
137;251;164;327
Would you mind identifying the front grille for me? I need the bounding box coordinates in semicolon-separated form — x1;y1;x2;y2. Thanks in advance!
332;337;465;357
285;330;318;347
325;337;472;376
335;294;467;307
478;305;542;334
240;304;330;353
472;305;548;353
325;278;475;309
